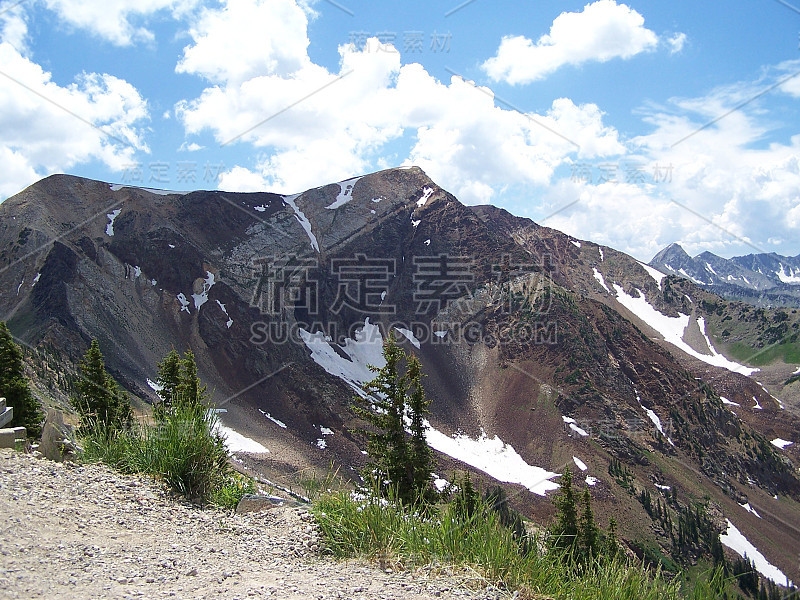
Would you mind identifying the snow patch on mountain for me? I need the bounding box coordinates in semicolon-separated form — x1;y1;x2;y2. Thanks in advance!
573;456;588;471
637;393;674;446
771;438;793;449
739;502;762;518
613;285;758;376
777;264;800;284
326;176;362;210
720;519;792;587
215;424;269;454
215;300;233;328
562;416;589;437
283;194;319;252
756;382;784;409
105;209;121;236
191;271;216;310
176;293;190;313
638;262;666;289
424;427;560;496
299;318;386;396
592;268;610;292
416;187;434;207
395;327;421;348
259;409;287;429
637;261;666;289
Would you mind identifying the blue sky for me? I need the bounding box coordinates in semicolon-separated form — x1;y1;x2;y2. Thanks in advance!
1;0;799;261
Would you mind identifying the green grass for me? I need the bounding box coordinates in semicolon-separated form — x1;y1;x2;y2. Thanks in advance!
723;340;800;367
311;491;730;600
81;402;253;508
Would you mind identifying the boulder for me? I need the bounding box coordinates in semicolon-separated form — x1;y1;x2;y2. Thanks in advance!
234;494;287;514
39;409;80;462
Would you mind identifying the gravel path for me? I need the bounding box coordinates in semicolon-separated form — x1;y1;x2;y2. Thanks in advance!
0;450;505;600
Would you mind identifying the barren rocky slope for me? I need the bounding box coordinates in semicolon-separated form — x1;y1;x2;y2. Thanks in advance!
0;450;504;600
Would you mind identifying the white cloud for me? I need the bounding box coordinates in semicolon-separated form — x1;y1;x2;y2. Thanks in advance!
0;2;28;49
178;141;203;152
176;0;624;197
776;59;800;98
176;0;312;85
667;32;687;54
41;0;198;46
482;1;660;85
218;165;267;192
0;35;149;199
542;76;800;260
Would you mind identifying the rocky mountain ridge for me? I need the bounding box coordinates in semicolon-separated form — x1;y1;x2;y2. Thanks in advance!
650;243;800;307
2;168;799;583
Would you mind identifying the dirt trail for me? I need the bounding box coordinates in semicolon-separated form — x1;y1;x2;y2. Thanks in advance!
0;450;504;600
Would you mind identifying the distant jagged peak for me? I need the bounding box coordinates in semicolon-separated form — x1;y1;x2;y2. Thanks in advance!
651;242;691;265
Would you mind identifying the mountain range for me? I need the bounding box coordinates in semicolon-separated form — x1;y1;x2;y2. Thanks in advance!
650;243;800;308
1;168;799;586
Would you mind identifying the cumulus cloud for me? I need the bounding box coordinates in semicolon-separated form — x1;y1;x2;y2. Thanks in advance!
41;0;198;46
0;30;149;199
176;0;312;85
482;1;660;85
175;0;624;197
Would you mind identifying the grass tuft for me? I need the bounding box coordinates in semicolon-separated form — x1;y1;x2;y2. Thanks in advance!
81;402;252;507
313;490;734;600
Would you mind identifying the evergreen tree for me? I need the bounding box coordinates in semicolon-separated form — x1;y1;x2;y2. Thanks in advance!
606;517;619;559
353;332;435;504
0;322;43;437
178;350;207;407
549;466;579;554
154;349;181;418
73;340;132;431
452;471;479;520
484;484;529;552
406;355;434;499
154;349;208;419
579;488;600;559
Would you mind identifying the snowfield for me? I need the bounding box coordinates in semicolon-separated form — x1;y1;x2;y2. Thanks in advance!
638;262;666;289
771;438;793;449
424;427;560;496
613;285;758;376
215;424;269;454
720;519;792;587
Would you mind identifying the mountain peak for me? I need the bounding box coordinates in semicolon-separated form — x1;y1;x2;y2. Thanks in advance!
650;242;690;265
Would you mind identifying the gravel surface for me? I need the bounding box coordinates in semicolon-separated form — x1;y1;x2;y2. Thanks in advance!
0;450;506;600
